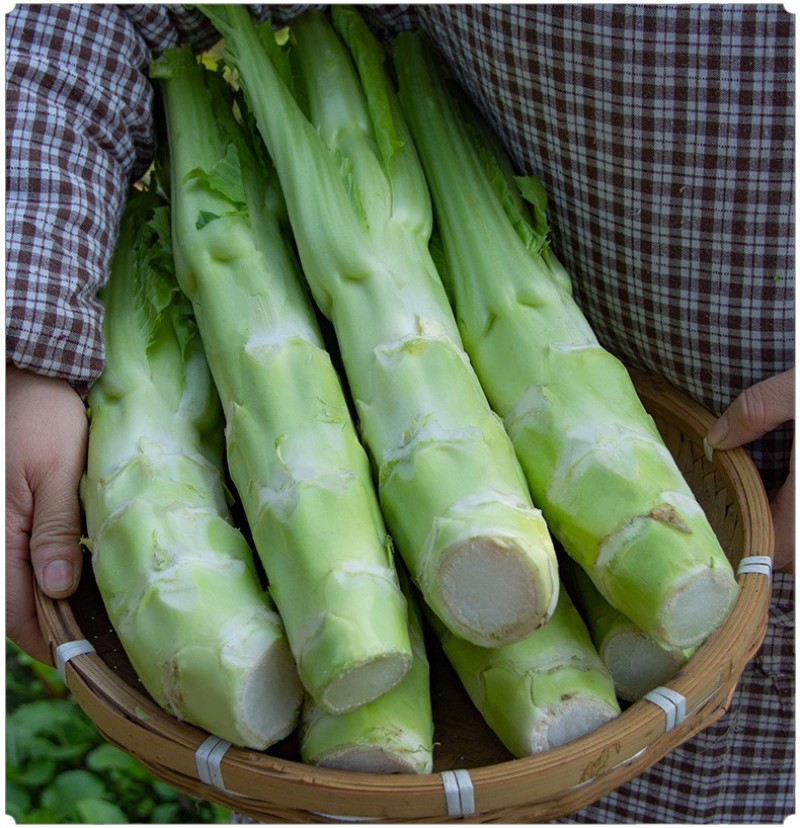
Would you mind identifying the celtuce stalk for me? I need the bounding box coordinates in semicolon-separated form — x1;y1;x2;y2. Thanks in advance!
153;46;413;713
299;571;434;773
197;5;559;648
559;555;694;702
81;185;302;749
393;31;739;650
429;592;620;758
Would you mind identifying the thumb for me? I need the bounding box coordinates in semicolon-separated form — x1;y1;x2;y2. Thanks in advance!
707;369;795;451
29;468;84;598
5;367;88;663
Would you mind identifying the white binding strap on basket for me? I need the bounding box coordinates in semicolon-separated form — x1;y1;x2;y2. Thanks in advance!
644;686;687;733
737;555;773;579
195;735;238;796
55;639;96;683
441;769;476;817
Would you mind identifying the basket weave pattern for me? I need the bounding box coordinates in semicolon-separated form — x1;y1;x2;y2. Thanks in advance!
36;371;773;823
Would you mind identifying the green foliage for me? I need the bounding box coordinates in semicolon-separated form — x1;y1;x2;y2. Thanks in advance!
5;641;231;824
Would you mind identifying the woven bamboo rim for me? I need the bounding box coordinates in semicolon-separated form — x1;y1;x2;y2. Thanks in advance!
35;370;774;823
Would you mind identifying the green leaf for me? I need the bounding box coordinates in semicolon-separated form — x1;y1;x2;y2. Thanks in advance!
7;700;95;765
6;642;67;698
151;779;182;800
6;637;213;824
86;742;146;777
8;757;57;787
6;778;32;815
40;769;109;819
332;5;404;167
208;802;235;823
194;208;248;230
151;204;174;262
75;797;130;824
515;175;550;236
26;736;90;764
184;142;248;210
149;43;197;80
22;805;62;824
151;802;181;823
5;799;27;824
196;209;221;229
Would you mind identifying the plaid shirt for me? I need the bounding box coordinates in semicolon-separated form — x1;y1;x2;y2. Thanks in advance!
6;3;792;484
6;6;794;820
559;571;794;824
392;4;795;492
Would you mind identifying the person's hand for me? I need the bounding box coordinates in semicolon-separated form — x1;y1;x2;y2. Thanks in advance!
706;368;795;572
6;365;89;664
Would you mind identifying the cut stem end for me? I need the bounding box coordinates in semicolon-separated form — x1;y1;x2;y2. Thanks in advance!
437;537;555;647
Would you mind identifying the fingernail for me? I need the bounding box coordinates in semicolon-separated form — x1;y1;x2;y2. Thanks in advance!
706;413;729;451
703;437;714;462
42;559;76;593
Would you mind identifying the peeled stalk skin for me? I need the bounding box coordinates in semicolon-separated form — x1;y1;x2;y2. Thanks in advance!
155;47;413;713
81;186;302;749
429;592;620;758
198;5;559;647
299;571;434;774
393;32;739;650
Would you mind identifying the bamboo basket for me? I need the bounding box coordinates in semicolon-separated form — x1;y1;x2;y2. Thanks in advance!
35;370;774;823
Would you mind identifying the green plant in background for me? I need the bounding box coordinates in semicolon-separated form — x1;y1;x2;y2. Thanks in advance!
6;640;231;824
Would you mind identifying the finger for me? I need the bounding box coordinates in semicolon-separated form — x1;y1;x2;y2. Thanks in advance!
5;532;53;665
29;461;85;599
6;436;52;663
707;369;795;450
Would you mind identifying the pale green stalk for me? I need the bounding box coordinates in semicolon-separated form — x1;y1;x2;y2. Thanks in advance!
299;571;434;773
393;31;739;650
197;5;559;648
429;592;620;758
560;555;694;702
153;46;413;713
81;185;302;749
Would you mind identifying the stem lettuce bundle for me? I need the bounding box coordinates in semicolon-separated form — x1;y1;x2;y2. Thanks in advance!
393;31;739;650
198;5;560;648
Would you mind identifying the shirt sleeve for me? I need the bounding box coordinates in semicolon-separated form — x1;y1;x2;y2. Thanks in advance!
5;4;161;395
5;3;321;396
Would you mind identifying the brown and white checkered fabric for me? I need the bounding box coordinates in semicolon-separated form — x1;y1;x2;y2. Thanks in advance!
559;571;794;823
6;3;792;483
368;4;795;491
6;6;794;821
